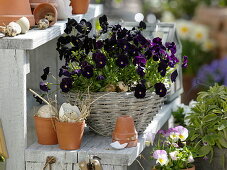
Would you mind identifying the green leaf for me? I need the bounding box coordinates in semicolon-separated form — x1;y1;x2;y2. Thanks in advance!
218;121;227;131
218;137;227;148
198;145;212;156
190;134;199;141
203;114;217;122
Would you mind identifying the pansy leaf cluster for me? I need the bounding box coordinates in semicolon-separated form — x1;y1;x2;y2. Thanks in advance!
152;126;194;170
41;15;187;98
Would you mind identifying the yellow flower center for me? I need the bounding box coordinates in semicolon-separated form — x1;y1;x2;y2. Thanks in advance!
100;61;103;64
121;61;124;64
179;134;184;139
159;158;164;164
196;32;203;39
64;85;68;88
180;27;189;33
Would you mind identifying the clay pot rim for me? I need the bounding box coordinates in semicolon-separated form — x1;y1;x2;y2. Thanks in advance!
34;115;57;120
33;2;57;26
55;119;85;124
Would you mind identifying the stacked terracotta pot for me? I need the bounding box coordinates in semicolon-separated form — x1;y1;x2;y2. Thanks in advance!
112;116;138;148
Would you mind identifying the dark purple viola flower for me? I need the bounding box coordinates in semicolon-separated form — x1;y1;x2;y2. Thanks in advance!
137;66;145;77
40;82;49;92
145;49;153;59
134;84;146;98
112;24;121;32
138;21;146;30
59;68;71;77
153;55;159;61
64;18;78;34
153;37;162;45
182;56;188;68
168;54;179;67
136;33;149;46
116;55;129;68
92;52;107;68
158;61;168;77
96;75;105;80
96;40;103;49
41;67;50;81
60;78;73;93
77;19;92;35
33;95;43;104
171;70;178;82
117;28;128;39
99;15;109;33
71;69;82;76
71;36;83;48
165;42;176;54
154;83;167;97
82;65;94;78
133;55;147;66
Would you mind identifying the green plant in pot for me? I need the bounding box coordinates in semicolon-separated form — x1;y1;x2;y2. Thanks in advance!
186;84;227;169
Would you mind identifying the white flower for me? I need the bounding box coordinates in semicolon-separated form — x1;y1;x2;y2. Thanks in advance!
188;155;194;163
144;132;155;146
169;131;180;142
153;150;169;166
191;24;209;43
202;39;216;52
169;151;179;160
176;20;192;40
175;126;188;141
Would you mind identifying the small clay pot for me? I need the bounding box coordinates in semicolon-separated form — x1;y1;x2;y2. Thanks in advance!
112;115;138;148
33;3;57;26
0;0;35;26
55;120;85;150
34;116;58;145
71;0;90;14
30;0;57;11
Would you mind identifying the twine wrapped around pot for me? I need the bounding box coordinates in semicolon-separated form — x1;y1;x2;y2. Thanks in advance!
63;92;164;136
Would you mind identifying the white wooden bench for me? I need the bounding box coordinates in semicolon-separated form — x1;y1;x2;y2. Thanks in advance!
25;98;180;170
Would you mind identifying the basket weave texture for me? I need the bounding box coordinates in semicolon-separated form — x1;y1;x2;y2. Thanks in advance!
63;92;164;136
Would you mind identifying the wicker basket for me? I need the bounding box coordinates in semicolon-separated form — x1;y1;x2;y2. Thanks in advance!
63;92;164;136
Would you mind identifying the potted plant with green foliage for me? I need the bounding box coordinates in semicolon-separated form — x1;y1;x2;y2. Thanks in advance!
186;84;227;169
151;126;195;170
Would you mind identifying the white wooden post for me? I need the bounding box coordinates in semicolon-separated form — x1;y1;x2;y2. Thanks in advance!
0;49;28;170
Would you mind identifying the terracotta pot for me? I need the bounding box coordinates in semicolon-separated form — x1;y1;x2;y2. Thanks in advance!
55;120;85;150
33;3;58;26
0;0;35;26
30;0;57;11
34;116;58;145
112;115;138;148
71;0;90;14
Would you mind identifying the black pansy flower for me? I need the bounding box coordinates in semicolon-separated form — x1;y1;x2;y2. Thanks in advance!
33;95;43;104
81;65;94;78
133;55;147;66
116;55;129;68
136;66;145;77
182;56;188;68
60;78;73;93
96;75;105;80
158;61;168;77
138;21;146;30
99;15;109;33
112;24;121;32
145;49;153;59
154;83;167;97
71;36;83;48
134;84;146;98
58;36;71;45
77;19;92;35
92;52;107;68
64;18;78;34
171;70;178;82
40;82;49;92
41;67;50;81
165;42;176;54
96;40;103;49
136;33;149;46
117;28;128;39
59;68;71;77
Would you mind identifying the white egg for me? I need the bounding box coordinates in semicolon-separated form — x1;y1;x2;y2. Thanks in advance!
16;17;30;34
8;22;21;35
37;105;57;118
110;141;128;150
59;103;81;122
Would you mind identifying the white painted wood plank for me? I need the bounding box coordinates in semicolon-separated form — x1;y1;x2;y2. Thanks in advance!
73;163;80;170
0;49;27;170
26;162;73;170
0;4;103;50
102;165;127;170
26;162;43;170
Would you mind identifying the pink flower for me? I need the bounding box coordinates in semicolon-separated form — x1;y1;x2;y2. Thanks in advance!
153;150;169;166
174;126;188;141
